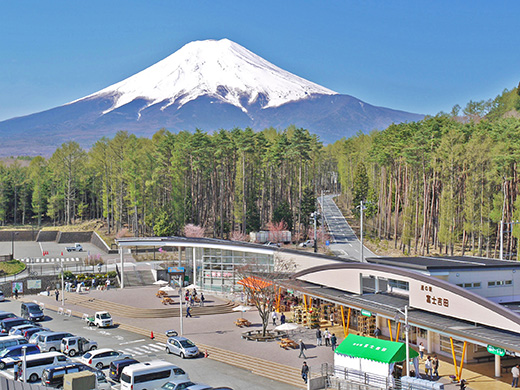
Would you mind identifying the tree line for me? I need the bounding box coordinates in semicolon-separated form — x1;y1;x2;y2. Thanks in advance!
335;108;520;259
0;127;337;240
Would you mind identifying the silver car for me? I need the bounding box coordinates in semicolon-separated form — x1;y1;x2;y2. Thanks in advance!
165;337;199;359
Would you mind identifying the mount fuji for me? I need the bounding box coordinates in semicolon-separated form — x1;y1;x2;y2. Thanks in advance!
0;39;423;156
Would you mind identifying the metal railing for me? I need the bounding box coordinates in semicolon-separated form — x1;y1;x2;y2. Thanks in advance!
321;363;399;390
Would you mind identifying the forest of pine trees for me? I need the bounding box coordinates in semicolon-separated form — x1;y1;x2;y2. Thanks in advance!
0;126;336;241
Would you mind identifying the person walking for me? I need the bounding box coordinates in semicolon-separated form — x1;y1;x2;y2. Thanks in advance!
419;342;425;359
330;334;337;351
424;356;432;379
298;339;307;358
324;328;331;346
374;327;381;338
14;288;18;299
316;328;322;346
280;312;286;325
460;379;467;390
200;293;205;307
272;311;277;326
55;288;59;301
186;306;192;318
432;355;439;378
301;361;309;384
512;364;520;387
13;360;19;381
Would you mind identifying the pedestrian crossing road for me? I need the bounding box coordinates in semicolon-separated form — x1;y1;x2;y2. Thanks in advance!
21;257;81;263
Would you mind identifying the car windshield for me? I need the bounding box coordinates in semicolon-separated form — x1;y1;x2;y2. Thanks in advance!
0;348;10;358
179;339;195;348
99;313;111;319
162;382;194;390
28;306;41;313
83;352;92;359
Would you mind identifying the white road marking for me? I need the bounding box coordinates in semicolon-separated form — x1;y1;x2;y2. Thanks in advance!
119;339;145;346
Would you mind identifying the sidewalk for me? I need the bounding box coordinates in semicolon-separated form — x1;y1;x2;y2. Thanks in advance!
30;286;514;390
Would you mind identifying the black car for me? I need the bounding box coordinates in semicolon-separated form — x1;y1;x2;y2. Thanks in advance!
21;302;45;321
0;317;34;334
0;312;17;322
109;357;139;381
42;362;106;388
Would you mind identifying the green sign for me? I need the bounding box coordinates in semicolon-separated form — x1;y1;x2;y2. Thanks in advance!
487;345;505;356
361;309;372;317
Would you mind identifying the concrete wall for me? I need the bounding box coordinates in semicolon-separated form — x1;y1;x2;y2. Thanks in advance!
56;231;93;243
0;230;37;241
36;230;59;242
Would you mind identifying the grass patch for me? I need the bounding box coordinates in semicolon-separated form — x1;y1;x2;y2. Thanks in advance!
0;260;25;275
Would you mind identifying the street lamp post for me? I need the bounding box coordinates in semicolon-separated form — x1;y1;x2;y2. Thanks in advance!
311;212;319;253
21;345;27;382
356;201;367;263
11;231;14;260
396;305;410;377
178;277;184;336
61;259;65;306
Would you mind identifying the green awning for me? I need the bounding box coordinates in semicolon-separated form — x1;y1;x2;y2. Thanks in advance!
335;334;419;364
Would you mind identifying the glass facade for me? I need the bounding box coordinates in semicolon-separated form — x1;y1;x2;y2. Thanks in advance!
190;247;274;292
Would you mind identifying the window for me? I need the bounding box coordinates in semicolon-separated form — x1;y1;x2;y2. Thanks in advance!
440;335;464;354
388;279;409;291
134;369;171;383
488;280;513;287
460;282;481;289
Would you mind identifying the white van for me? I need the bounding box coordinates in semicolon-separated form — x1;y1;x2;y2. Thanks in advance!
13;351;70;382
0;335;28;351
120;361;189;390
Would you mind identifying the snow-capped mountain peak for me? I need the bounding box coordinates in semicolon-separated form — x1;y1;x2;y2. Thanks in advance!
81;38;338;114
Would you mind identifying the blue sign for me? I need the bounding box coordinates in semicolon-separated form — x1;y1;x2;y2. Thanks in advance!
168;267;185;273
326;240;330;246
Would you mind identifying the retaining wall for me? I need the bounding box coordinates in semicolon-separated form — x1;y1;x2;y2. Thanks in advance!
0;230;37;241
56;231;93;243
36;230;59;242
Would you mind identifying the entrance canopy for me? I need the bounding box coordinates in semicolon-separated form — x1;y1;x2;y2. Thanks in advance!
335;334;418;364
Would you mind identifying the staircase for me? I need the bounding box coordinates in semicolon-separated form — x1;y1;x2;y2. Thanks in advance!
63;293;237;318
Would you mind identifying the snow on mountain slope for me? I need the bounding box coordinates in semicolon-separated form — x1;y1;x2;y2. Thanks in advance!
78;38;337;115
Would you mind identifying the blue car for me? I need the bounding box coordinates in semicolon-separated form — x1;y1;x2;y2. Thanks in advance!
0;344;40;369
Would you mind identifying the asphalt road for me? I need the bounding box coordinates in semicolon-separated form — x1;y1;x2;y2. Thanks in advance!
0;300;297;390
319;194;376;261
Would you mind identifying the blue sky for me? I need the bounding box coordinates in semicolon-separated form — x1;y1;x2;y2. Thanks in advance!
1;1;519;121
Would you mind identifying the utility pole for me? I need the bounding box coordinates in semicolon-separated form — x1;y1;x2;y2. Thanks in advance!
312;212;319;253
179;276;184;336
360;200;364;263
500;220;504;260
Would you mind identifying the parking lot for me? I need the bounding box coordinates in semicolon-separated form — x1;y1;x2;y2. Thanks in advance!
0;241;107;262
0;299;298;389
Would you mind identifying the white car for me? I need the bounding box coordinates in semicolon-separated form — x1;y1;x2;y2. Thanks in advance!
299;240;314;247
80;348;131;370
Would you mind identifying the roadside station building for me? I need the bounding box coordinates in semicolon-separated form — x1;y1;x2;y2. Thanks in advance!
116;237;520;379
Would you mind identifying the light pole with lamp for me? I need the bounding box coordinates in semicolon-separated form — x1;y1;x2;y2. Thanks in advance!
311;212;320;253
356;201;368;263
21;345;27;382
395;305;410;377
61;258;65;306
178;276;184;336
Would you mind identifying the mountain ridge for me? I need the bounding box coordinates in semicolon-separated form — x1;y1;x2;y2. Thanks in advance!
0;38;423;156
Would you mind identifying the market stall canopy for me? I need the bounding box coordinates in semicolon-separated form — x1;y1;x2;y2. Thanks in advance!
335;334;418;364
237;276;272;290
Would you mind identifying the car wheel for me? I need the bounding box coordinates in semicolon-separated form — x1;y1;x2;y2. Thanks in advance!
90;345;97;351
0;362;5;370
69;349;76;357
29;373;38;382
180;352;185;359
50;347;56;352
165;347;171;354
96;362;103;370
